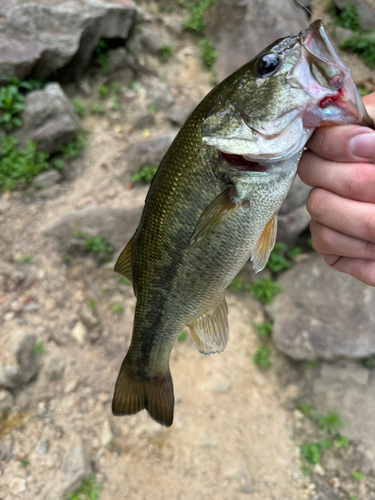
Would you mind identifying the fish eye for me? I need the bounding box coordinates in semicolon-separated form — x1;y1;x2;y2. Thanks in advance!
256;53;281;77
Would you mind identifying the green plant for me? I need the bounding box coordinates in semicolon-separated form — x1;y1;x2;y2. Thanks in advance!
300;465;312;476
334;435;348;448
83;236;113;253
297;402;312;416
0;136;50;191
131;165;157;183
267;242;291;273
19;458;29;467
111;303;123;313
199;38;217;69
340;32;375;68
14;254;32;263
364;354;375;368
71;98;86;118
300;440;331;464
336;5;361;32
111;81;122;94
111;98;120;111
34;339;46;355
90;103;104;114
254;321;273;337
93;39;111;75
147;104;157;115
61;134;85;160
357;85;370;97
52;158;65;169
183;0;217;32
0;83;25;130
158;45;173;62
351;470;363;481
228;276;245;291
68;474;102;500
246;278;281;304
127;80;140;90
252;346;271;368
178;331;187;341
286;246;303;260
87;298;97;310
98;85;109;99
313;411;343;436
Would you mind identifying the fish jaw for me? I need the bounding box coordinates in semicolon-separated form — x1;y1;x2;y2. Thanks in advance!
294;20;374;129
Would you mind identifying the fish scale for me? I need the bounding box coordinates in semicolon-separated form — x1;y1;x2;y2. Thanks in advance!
112;20;374;426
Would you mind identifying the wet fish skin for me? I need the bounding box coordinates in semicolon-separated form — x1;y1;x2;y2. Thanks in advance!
112;21;373;426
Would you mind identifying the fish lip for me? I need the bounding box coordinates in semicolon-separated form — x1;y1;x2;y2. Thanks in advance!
296;20;373;128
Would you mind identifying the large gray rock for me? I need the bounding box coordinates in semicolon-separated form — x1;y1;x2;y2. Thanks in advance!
0;0;136;81
16;83;80;154
204;0;308;81
312;361;375;466
332;0;375;31
0;329;41;390
120;133;176;175
268;254;375;360
0;33;45;80
42;434;92;500
45;206;142;252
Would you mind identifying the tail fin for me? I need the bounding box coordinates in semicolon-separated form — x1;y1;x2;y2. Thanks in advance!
112;357;174;427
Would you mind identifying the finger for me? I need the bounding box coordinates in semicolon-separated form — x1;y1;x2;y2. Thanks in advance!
307;188;375;244
306;95;375;163
322;255;375;287
310;220;375;260
298;151;375;203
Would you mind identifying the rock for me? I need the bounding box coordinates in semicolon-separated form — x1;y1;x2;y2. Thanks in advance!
9;477;27;496
133;114;156;130
268;254;375;360
101;420;113;447
35;437;49;455
165;98;196;126
204;375;231;394
312;474;342;500
33;170;62;189
44;357;66;381
204;0;308;81
0;33;44;80
127;26;171;56
146;82;174;109
332;0;375;31
16;83;80;155
277;204;311;243
107;47;135;79
0;0;136;81
64;378;80;394
332;26;354;45
71;321;88;345
279;176;311;215
42;434;92;500
120;133;176;176
45;206;142;252
0;330;41;390
0;388;14;414
311;361;375;461
79;304;100;330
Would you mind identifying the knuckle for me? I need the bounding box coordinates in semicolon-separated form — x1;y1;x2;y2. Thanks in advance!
346;164;374;200
306;188;327;217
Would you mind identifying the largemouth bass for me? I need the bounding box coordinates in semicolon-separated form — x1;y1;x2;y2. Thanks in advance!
113;20;374;426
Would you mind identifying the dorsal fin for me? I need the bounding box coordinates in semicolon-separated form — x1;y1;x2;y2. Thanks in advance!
114;235;133;281
251;215;277;273
187;295;229;354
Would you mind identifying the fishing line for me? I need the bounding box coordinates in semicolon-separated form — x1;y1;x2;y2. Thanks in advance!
296;0;312;17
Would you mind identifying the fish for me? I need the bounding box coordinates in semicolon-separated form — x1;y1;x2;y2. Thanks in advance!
112;20;374;427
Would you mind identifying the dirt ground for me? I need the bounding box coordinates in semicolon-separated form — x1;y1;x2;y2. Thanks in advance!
1;2;375;499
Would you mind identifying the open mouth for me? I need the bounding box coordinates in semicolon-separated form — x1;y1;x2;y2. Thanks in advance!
221;152;267;172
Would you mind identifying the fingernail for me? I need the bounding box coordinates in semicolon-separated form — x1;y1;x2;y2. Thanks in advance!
349;132;375;160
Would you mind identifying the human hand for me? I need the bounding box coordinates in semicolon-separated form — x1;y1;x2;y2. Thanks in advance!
298;93;375;286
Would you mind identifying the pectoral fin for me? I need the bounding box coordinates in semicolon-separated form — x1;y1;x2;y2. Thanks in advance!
189;185;245;245
251;215;277;273
114;235;133;281
187;295;229;354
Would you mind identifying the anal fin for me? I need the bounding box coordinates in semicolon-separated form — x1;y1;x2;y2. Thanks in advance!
189;185;246;245
114;235;133;281
187;295;229;354
251;215;277;273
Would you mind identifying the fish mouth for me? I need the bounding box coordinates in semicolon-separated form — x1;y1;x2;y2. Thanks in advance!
296;20;374;129
220;152;267;173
